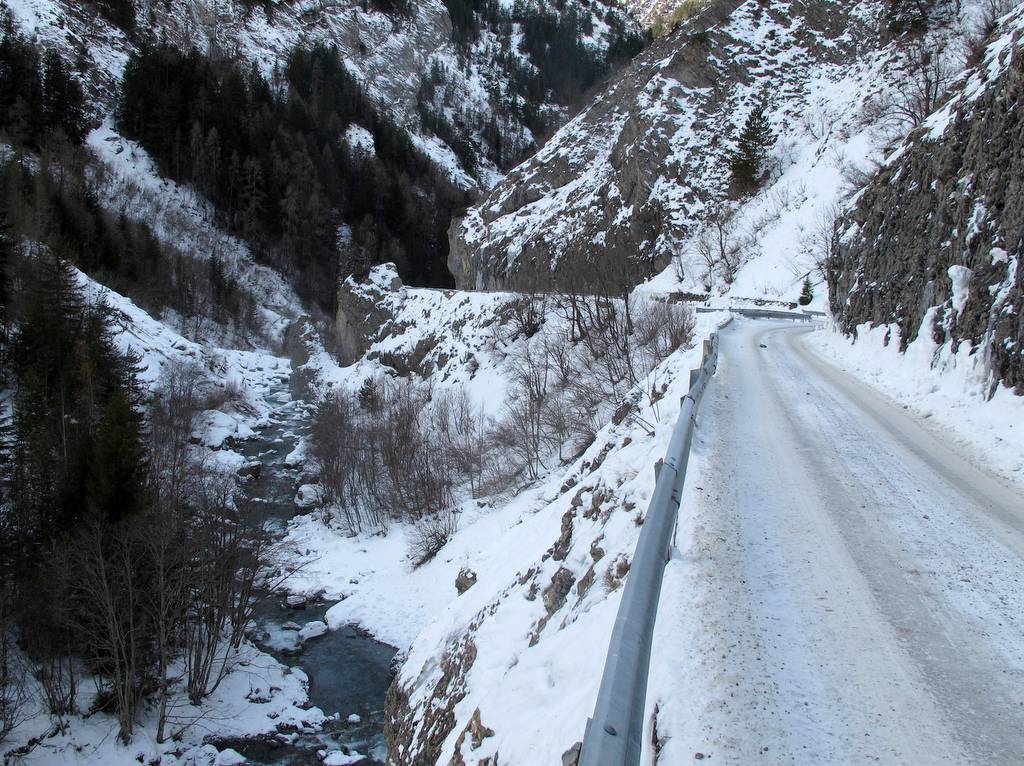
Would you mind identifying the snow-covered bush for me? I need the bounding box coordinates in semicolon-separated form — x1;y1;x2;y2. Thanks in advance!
407;509;459;568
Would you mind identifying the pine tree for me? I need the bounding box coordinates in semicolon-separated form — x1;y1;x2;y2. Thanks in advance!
799;276;814;305
10;256;148;537
728;96;774;195
41;51;86;143
0;12;44;146
885;0;932;36
86;385;147;524
0;208;11;365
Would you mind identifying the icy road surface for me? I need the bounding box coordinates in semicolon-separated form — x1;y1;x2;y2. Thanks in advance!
656;320;1024;765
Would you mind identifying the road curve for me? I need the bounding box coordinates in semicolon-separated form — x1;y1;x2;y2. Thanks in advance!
661;319;1024;765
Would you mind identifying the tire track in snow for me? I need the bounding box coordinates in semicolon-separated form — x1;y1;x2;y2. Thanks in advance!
652;320;1024;765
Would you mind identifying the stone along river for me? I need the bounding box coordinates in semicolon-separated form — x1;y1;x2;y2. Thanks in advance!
218;384;397;765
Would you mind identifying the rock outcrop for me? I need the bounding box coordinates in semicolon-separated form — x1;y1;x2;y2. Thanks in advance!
830;11;1024;393
335;265;405;365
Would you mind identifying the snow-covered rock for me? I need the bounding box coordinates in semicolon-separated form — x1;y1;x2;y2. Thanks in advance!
322;750;365;766
195;410;255;450
831;3;1024;394
214;749;247;766
295;484;325;511
298;621;329;643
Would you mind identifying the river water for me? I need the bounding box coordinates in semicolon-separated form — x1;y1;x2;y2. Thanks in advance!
217;387;396;765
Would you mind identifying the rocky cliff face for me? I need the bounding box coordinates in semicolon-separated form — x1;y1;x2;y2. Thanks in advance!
448;0;878;291
830;9;1024;394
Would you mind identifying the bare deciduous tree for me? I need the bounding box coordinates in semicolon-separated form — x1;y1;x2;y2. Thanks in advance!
871;38;960;137
0;583;30;743
70;521;148;743
803;203;842;284
407;509;459;568
693;204;744;290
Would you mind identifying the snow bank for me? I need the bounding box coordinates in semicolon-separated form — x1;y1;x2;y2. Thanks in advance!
806;318;1024;487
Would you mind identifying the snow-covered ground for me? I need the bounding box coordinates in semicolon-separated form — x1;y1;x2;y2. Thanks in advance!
0;270;324;766
650;320;1024;764
278;261;1023;764
276;272;729;762
4;0;1022;761
11;640;325;766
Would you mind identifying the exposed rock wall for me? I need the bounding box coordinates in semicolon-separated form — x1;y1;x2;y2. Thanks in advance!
830;23;1024;393
335;265;405;365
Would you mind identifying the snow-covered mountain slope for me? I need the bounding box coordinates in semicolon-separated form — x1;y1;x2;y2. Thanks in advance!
443;0;1022;451
622;0;706;30
830;3;1024;394
449;0;885;289
87;121;303;346
449;0;1004;297
76;263;291;438
4;0;643;189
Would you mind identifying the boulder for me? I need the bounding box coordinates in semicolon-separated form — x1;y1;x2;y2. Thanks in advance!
294;484;324;511
543;567;576;615
455;568;478;594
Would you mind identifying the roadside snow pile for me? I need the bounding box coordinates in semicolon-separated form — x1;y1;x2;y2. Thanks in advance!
807;318;1024;486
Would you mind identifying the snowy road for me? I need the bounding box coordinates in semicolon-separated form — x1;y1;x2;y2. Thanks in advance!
656;320;1024;765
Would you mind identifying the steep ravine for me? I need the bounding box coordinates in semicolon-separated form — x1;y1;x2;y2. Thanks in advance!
217;383;398;765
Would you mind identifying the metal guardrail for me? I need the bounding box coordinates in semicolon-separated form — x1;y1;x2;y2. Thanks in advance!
578;320;730;766
695;307;817;321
